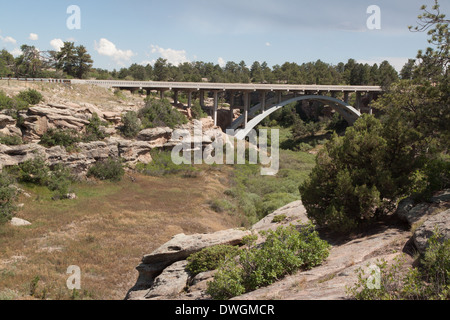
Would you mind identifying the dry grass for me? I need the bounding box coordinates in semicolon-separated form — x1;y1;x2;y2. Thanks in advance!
0;170;242;300
0;80;145;112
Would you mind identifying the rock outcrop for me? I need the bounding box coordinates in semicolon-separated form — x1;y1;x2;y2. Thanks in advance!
0;115;22;137
126;189;450;301
126;228;251;300
396;189;450;254
1;99;224;176
413;208;450;254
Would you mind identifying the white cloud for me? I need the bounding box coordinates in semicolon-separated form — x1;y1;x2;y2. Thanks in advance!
29;33;39;41
50;38;65;51
1;36;17;44
265;42;271;47
10;48;23;57
150;45;189;66
218;57;226;68
94;38;135;65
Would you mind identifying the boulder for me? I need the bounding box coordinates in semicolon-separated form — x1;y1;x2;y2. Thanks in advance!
0;115;22;137
144;261;190;299
413;208;450;254
137;127;173;142
252;200;310;233
116;139;153;168
10;218;31;227
141;228;251;266
128;228;251;296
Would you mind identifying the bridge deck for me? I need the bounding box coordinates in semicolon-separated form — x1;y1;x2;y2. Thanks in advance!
1;77;382;93
70;79;382;93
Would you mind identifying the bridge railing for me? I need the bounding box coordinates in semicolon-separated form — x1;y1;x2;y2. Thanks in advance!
1;77;383;93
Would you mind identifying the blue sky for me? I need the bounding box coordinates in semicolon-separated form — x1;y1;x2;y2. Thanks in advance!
0;0;448;72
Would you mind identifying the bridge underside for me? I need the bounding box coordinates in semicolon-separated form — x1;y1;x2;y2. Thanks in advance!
230;95;362;140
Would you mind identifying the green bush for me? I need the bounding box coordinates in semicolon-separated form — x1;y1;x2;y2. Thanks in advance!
17;157;50;185
139;98;187;129
207;224;330;300
0;90;29;111
47;164;75;200
0;135;23;146
83;113;108;142
87;158;124;182
7;158;76;201
16;89;43;105
40;129;80;150
272;214;287;223
136;150;197;177
0;172;17;224
191;100;207;120
186;245;240;276
299;115;404;233
208;199;235;214
120;111;141;138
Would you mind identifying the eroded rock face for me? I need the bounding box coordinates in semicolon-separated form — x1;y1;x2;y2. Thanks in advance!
0;115;21;137
413;208;450;255
0;137;154;174
126;228;251;299
144;261;190;300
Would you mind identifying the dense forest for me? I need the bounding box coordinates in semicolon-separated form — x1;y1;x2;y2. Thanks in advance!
0;42;403;87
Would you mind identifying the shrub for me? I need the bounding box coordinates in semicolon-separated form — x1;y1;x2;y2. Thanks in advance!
136;150;197;177
138;98;187;129
191;100;207;120
186;245;240;276
17;157;50;185
208;199;235;214
0;135;23;146
299;115;404;233
87;158;124;182
0;172;17;224
207;224;330;299
16;89;43;105
40;129;80;150
0;90;29;111
47;164;75;200
272;214;287;223
83;113;108;142
120;111;141;138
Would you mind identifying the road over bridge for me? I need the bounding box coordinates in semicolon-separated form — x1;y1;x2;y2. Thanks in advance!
2;78;383;138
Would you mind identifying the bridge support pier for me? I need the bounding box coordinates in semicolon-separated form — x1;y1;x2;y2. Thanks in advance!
244;92;250;128
199;90;205;108
229;91;235;125
261;91;267;113
173;90;179;105
355;92;362;111
213;91;219;126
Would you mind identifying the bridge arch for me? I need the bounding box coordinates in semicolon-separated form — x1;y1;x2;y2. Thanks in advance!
230;95;361;140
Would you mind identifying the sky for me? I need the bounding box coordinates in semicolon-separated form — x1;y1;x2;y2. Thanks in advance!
0;0;448;72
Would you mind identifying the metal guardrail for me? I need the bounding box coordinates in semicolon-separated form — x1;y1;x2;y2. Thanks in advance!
1;77;383;92
0;77;71;84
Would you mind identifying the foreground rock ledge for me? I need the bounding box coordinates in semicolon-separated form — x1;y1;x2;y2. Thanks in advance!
126;228;251;300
